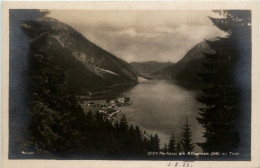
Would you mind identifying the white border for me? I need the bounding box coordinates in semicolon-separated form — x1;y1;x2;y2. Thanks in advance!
1;1;260;168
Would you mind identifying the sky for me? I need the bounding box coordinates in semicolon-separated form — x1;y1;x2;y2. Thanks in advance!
49;10;226;63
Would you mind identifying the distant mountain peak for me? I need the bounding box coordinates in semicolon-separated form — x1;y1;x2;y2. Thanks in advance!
130;61;175;77
151;37;221;89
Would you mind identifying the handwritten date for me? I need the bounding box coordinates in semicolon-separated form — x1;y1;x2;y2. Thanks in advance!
168;162;193;167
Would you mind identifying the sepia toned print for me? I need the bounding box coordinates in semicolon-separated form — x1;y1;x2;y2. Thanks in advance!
2;1;260;168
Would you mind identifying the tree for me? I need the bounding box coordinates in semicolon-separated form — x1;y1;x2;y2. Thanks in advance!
147;134;160;154
211;10;251;156
180;118;194;155
197;10;251;153
154;134;160;154
197;40;240;153
119;114;128;130
168;133;176;153
163;143;168;153
27;34;86;156
134;126;145;155
176;142;182;155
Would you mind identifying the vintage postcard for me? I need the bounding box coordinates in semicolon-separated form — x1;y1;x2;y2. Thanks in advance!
1;1;260;168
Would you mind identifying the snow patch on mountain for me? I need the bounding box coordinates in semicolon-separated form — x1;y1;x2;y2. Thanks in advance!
99;68;119;76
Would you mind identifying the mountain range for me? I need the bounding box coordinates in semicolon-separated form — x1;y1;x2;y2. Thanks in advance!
22;17;140;94
130;61;174;78
22;16;219;92
133;38;218;89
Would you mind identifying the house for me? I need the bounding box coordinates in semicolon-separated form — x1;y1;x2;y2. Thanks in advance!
88;102;95;106
117;97;125;103
108;99;116;104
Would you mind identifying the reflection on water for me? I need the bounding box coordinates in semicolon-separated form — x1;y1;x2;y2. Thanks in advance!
117;80;204;151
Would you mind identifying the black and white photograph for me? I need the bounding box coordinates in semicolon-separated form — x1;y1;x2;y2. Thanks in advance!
1;1;260;168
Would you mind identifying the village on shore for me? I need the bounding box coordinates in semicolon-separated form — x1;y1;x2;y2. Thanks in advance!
80;97;133;123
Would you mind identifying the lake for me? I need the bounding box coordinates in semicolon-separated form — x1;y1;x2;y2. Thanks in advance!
117;80;204;151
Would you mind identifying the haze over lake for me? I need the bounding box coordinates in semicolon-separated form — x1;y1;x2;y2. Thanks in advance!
117;80;204;150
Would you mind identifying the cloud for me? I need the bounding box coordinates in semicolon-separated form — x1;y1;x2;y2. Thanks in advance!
118;28;138;37
154;26;175;34
49;10;226;63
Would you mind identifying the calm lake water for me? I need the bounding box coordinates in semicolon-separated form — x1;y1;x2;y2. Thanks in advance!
117;80;204;151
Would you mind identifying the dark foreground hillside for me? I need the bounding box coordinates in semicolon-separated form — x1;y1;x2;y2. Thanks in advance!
9;10;142;159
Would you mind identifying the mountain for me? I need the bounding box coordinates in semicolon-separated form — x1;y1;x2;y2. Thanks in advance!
22;17;140;94
130;61;174;77
152;38;219;89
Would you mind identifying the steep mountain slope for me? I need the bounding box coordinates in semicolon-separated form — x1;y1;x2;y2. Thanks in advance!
22;18;139;93
175;58;206;89
152;38;217;77
130;61;174;76
152;38;219;89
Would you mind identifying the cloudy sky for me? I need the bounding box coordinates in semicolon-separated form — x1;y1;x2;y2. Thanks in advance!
49;10;226;63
